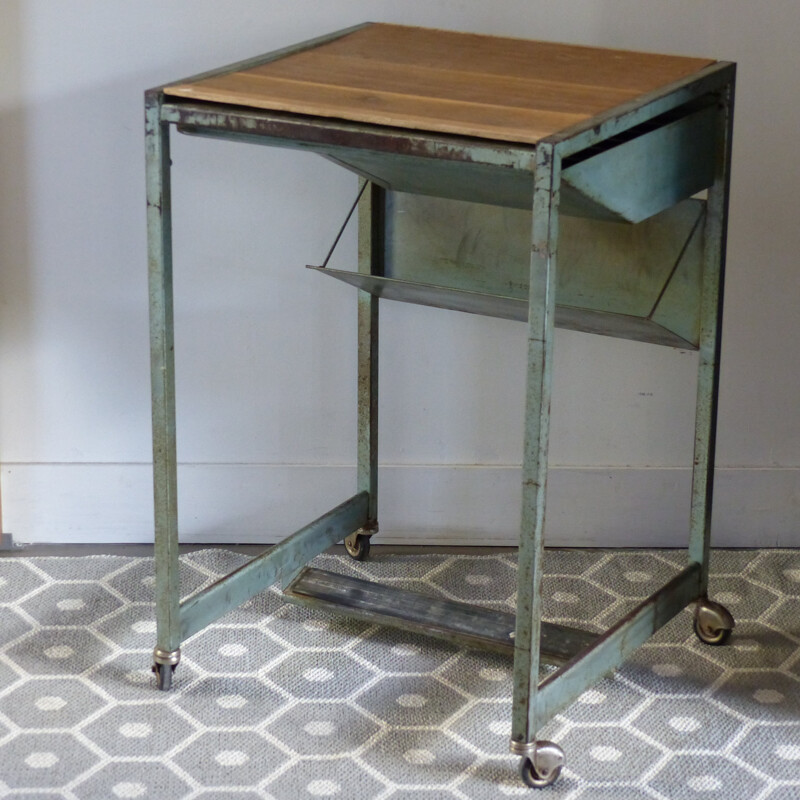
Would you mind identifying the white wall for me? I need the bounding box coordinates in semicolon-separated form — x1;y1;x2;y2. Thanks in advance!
1;1;798;547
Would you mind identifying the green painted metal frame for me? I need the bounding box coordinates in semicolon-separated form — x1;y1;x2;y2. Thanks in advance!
688;77;736;590
357;181;381;528
506;68;735;747
182;492;369;639
146;94;180;659
145;33;735;769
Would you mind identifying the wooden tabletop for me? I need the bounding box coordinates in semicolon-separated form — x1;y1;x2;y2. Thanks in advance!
164;23;715;145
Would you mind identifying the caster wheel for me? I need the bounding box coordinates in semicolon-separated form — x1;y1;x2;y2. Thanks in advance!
152;662;175;691
518;741;565;788
694;599;734;646
344;532;371;561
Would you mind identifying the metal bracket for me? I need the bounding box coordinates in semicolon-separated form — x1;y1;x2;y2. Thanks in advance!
307;181;368;269
152;647;181;667
510;740;539;757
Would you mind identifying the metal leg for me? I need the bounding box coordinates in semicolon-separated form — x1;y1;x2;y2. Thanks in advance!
511;143;563;786
346;180;382;560
687;75;736;642
145;92;181;686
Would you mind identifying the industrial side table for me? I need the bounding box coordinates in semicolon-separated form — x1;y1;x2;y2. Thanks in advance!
145;24;736;788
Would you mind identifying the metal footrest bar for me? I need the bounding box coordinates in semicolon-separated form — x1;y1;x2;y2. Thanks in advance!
534;562;703;725
284;567;598;664
179;492;369;641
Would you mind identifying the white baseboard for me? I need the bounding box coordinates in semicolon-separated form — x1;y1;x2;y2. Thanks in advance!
2;463;798;547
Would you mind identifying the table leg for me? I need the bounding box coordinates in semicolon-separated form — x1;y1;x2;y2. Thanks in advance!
688;77;736;645
511;144;565;787
145;94;181;688
347;181;383;560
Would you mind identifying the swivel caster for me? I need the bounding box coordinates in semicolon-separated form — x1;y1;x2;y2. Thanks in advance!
344;530;371;561
694;599;734;646
515;741;565;788
152;646;181;691
152;662;176;691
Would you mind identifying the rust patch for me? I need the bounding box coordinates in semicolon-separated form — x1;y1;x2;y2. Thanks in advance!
171;106;527;167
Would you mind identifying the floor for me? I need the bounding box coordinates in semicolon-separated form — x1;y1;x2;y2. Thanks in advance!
0;542;516;558
2;546;797;799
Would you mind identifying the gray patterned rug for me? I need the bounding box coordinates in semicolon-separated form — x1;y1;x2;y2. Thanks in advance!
1;549;799;799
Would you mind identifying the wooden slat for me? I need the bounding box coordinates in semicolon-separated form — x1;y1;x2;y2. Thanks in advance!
307;25;714;93
165;23;715;145
167;72;585;144
284;567;598;663
255;54;636;114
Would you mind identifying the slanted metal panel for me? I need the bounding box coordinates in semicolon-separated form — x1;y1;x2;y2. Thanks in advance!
558;184;628;222
308;266;528;320
325;103;718;220
310;267;696;348
650;210;705;346
384;191;531;296
326;150;535;209
549;62;734;158
375;191;704;346
555;306;695;348
561;104;718;223
557;200;705;322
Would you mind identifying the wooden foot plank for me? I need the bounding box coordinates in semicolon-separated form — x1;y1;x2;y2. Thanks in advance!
284;567;597;664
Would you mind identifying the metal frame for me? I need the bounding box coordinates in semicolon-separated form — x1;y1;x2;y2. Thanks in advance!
145;41;736;783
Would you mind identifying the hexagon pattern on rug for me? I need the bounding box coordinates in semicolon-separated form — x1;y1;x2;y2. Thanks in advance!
1;549;799;799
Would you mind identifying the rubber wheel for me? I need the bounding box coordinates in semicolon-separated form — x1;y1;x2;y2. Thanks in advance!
520;755;562;788
153;662;175;691
693;616;732;646
345;533;370;561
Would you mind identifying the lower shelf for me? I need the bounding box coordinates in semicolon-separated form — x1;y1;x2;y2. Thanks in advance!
283;567;597;665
